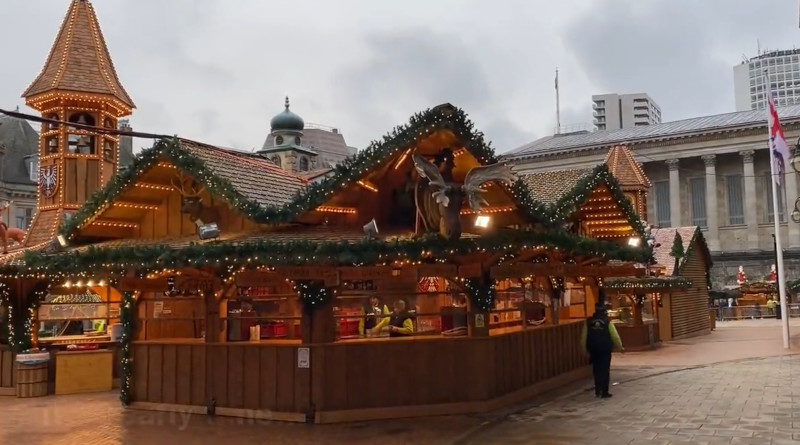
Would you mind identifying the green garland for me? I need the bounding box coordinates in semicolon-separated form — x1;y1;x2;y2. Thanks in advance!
464;275;496;312
547;164;646;236
62;104;509;239
8;285;48;353
0;283;10;347
6;230;651;279
119;290;135;405
295;280;333;310
604;277;693;290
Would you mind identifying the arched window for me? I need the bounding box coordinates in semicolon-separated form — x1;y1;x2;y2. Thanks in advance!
294;136;301;145
299;156;309;172
275;135;284;145
271;155;281;167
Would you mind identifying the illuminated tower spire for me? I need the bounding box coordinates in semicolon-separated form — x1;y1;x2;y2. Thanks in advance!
21;0;134;247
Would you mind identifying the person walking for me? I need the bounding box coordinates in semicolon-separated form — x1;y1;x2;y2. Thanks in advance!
581;303;624;398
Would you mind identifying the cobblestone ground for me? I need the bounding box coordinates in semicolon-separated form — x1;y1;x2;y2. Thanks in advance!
1;321;798;445
462;355;800;445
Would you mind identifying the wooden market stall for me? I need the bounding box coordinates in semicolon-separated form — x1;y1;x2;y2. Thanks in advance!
0;103;651;421
606;227;712;345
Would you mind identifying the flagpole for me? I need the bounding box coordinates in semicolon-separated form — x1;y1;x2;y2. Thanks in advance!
765;67;791;349
555;67;561;134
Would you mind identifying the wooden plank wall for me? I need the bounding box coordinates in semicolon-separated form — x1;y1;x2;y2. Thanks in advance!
671;243;711;339
131;322;586;415
312;321;586;412
133;343;207;407
0;346;14;389
132;343;305;413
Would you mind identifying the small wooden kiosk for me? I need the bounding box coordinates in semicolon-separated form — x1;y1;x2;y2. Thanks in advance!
1;104;652;421
606;227;712;345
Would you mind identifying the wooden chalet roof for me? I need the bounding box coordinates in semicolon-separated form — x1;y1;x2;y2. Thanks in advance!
181;139;307;208
23;0;134;108
604;145;651;189
521;168;593;205
651;227;711;276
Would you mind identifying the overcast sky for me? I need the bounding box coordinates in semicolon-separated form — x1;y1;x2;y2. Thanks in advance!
1;0;799;154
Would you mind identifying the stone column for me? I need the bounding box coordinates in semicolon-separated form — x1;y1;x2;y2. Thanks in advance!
785;166;800;248
741;150;759;251
702;155;720;251
666;159;681;227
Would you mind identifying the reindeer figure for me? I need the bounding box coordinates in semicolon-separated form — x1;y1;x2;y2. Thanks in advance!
413;152;515;240
171;172;221;225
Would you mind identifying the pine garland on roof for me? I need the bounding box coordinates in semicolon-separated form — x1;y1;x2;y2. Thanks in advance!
61;105;514;239
7;229;652;279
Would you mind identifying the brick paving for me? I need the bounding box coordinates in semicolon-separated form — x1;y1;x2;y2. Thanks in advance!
461;355;800;445
1;320;799;444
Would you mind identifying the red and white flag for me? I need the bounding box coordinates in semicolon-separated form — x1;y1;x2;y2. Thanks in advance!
768;95;792;185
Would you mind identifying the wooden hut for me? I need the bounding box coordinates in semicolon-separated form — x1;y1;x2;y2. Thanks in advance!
606;227;712;346
0;101;652;421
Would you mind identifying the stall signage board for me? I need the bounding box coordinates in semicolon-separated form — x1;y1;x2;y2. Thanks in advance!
339;267;391;281
417;264;457;279
278;267;340;286
297;347;310;368
117;275;221;293
491;263;644;279
234;270;283;287
458;263;483;278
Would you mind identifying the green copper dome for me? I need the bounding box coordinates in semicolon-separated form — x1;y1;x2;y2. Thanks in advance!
270;96;304;132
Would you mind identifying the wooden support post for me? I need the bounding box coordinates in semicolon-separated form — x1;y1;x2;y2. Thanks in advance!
632;293;645;326
302;294;336;344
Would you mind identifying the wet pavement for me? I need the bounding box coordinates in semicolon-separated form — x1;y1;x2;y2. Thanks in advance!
1;320;799;444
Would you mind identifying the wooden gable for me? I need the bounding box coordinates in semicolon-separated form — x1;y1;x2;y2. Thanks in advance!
294;128;527;233
74;158;263;241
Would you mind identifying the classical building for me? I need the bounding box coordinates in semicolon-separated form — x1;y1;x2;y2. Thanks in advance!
259;98;355;176
0;112;38;230
592;93;662;131
505;105;800;289
734;49;800;111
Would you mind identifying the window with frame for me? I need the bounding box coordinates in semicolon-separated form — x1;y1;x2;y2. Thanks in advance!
763;174;786;223
726;175;745;225
690;177;707;227
654;181;670;227
15;207;32;230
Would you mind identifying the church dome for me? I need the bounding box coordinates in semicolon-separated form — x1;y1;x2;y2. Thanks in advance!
270;97;304;132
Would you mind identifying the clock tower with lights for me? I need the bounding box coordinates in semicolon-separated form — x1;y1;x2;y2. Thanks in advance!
21;0;134;248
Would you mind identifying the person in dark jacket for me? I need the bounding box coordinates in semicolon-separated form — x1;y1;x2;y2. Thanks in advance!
580;303;624;398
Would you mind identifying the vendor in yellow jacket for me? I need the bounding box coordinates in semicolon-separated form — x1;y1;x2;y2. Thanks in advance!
359;296;390;336
580;303;624;398
372;299;414;337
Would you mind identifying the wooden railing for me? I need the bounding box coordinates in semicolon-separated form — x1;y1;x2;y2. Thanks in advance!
131;321;588;421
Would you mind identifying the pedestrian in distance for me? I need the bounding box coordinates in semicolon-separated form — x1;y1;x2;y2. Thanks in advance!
580;301;624;398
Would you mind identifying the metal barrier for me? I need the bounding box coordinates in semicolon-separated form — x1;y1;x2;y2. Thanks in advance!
714;304;800;320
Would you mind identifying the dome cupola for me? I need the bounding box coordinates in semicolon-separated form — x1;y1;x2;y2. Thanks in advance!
270;96;304;132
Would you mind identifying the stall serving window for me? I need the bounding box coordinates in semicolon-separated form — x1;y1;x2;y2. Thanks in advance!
37;284;121;345
136;284;205;342
225;282;301;342
333;277;469;340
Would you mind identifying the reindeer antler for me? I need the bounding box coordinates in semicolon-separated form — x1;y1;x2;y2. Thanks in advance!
462;163;516;210
170;171;205;198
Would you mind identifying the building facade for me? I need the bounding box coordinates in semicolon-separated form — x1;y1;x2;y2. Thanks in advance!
259;97;355;175
0;113;38;231
505;105;800;290
734;49;800;111
592;93;662;131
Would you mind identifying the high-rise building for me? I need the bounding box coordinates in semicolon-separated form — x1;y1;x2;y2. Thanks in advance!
592;93;662;131
734;49;800;111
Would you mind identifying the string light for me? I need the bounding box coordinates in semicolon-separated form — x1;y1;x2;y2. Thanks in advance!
315;205;357;214
356;180;379;193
